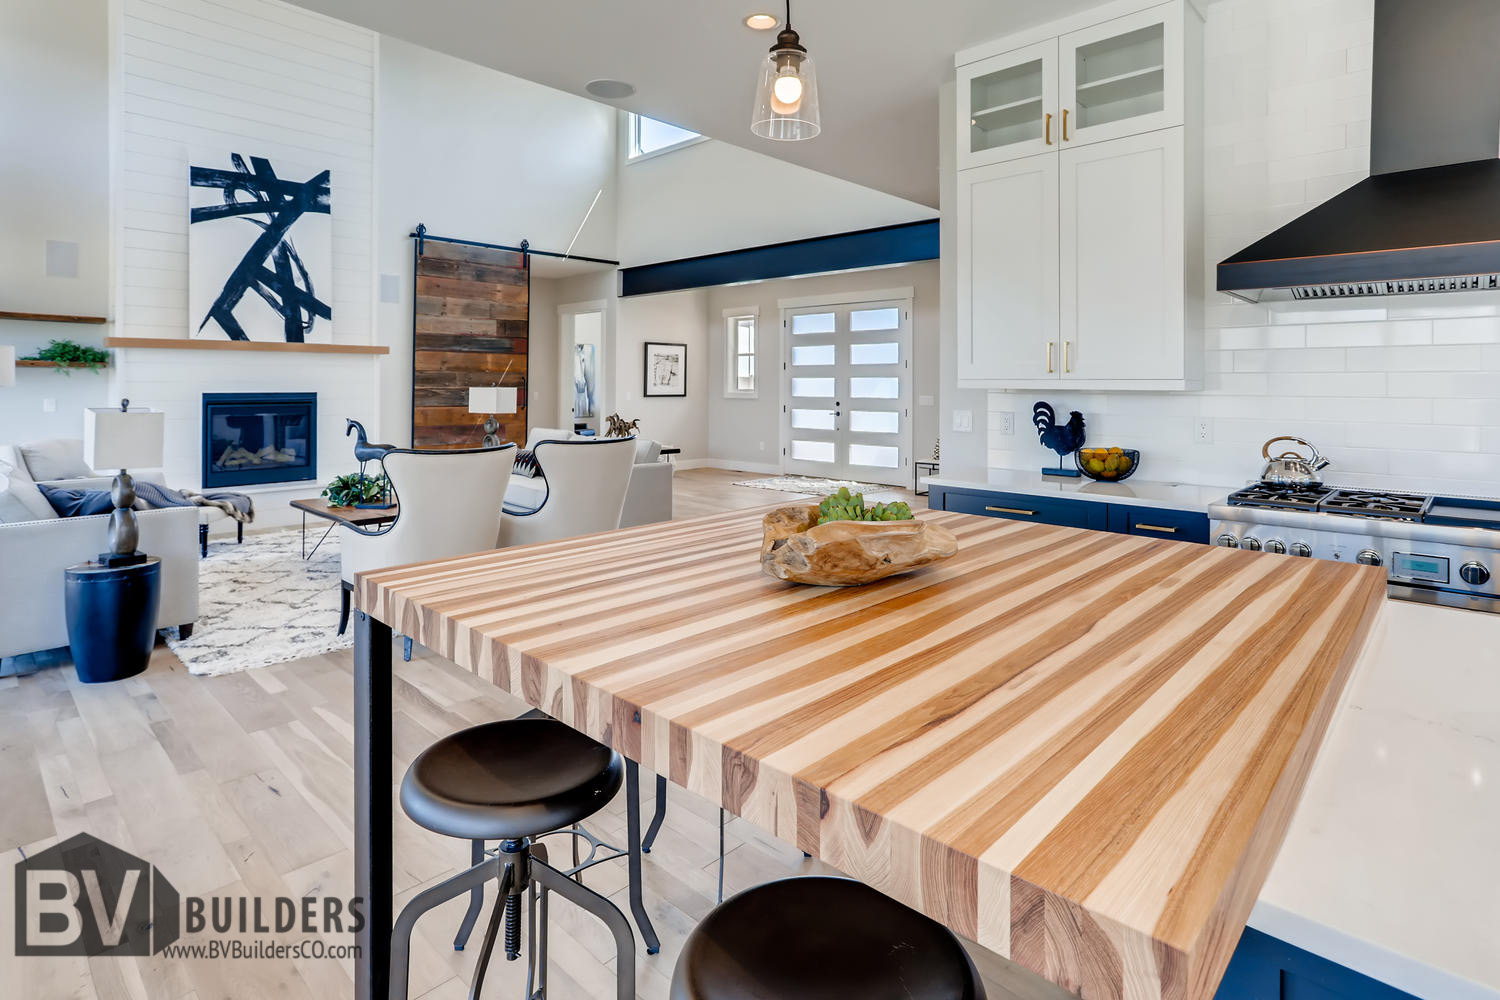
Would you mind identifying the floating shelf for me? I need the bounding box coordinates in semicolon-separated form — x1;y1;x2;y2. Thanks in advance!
16;360;108;369
0;310;108;324
104;336;389;356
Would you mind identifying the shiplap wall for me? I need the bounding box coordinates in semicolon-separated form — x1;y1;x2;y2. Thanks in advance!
114;0;380;515
987;0;1500;494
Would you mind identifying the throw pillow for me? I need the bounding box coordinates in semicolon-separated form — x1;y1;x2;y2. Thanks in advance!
0;446;61;521
20;437;92;481
38;483;116;518
0;484;37;523
634;438;661;464
512;449;540;478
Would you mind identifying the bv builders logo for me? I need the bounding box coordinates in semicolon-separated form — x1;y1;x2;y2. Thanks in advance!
15;832;362;961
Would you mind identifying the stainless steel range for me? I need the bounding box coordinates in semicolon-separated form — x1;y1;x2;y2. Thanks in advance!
1208;485;1500;613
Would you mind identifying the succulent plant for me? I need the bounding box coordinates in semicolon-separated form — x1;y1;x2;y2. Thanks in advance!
816;487;914;525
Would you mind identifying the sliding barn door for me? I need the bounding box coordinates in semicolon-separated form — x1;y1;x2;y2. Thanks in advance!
412;241;528;448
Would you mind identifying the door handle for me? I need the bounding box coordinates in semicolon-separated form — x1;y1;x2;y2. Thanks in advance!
1046;342;1054;373
1062;108;1070;141
985;506;1037;516
1135;524;1179;534
1063;340;1072;373
1044;112;1053;145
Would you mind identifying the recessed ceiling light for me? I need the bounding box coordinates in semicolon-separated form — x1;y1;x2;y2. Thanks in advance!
585;79;636;100
745;13;778;29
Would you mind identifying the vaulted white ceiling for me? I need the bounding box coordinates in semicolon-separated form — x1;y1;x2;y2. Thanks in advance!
285;0;1104;207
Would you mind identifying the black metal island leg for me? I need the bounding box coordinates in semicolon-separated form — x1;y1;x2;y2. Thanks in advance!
353;609;393;1000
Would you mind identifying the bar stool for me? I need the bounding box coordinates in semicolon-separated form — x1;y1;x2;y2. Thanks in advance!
389;715;637;1000
671;876;987;1000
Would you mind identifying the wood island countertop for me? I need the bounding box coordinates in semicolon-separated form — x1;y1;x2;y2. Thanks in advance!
355;505;1387;1000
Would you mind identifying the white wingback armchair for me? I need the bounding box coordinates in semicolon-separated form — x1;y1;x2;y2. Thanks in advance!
499;436;636;548
338;446;516;647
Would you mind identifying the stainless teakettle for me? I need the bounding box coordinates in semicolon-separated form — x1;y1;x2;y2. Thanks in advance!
1259;436;1331;487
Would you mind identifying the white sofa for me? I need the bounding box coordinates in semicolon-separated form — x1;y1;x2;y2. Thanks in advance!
504;428;673;528
1;442;200;660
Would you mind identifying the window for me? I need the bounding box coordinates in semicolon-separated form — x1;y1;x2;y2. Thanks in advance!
628;114;702;159
724;310;757;398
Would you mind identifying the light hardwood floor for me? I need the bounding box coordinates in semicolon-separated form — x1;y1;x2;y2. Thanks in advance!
1;469;1061;1000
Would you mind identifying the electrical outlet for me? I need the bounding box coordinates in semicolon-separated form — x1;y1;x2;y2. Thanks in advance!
997;411;1015;436
952;409;973;432
1196;418;1213;443
42;397;56;413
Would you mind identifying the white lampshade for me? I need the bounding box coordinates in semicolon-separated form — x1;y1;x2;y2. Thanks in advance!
468;386;518;414
84;403;165;470
0;345;14;388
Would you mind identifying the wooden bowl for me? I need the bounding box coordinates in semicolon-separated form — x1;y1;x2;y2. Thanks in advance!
759;505;959;586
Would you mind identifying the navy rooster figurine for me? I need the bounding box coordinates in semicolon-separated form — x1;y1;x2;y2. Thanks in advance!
1032;402;1086;477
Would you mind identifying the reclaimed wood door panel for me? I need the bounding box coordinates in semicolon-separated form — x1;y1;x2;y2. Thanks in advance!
412;241;528;449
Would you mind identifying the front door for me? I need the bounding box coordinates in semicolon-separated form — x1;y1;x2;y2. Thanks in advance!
782;297;912;487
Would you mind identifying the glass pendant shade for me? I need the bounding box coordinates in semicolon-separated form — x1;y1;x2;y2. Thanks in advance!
751;31;820;140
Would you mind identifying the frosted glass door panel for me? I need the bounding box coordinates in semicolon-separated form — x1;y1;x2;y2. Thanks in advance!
850;342;900;366
792;345;836;366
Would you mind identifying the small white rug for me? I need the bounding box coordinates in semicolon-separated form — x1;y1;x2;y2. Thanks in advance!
733;475;889;495
167;527;351;676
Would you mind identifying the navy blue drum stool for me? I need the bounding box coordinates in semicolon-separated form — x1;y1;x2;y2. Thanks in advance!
64;557;161;684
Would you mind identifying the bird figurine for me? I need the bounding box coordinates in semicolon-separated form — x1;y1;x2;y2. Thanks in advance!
1032;402;1086;477
345;419;398;508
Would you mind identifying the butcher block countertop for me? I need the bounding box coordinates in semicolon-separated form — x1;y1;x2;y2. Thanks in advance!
355;506;1388;1000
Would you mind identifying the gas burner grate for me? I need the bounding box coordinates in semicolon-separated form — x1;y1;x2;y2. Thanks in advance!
1319;489;1432;520
1226;484;1334;510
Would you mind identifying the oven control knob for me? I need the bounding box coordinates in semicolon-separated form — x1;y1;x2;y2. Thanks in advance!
1460;562;1491;586
1215;533;1240;548
1356;549;1383;566
1289;541;1312;558
1240;537;1263;552
1264;539;1287;555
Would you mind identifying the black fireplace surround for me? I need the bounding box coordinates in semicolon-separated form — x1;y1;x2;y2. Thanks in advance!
202;392;317;488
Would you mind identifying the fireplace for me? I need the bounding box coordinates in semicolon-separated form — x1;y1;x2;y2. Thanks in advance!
202;393;317;488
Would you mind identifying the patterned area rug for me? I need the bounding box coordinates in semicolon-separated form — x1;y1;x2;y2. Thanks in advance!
167;527;350;676
732;475;889;495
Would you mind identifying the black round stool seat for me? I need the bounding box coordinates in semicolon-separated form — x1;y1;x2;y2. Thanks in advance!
671;876;985;1000
400;718;623;841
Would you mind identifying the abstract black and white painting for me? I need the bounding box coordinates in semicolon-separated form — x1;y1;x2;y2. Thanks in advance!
573;343;597;418
189;153;332;343
643;341;687;397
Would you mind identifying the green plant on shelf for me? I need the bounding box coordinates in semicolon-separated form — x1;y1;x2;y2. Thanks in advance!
322;472;390;508
816;487;914;524
20;338;110;373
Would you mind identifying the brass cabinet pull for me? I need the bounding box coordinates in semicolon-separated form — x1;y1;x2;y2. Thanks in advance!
1063;340;1072;373
1046;341;1054;373
1135;523;1179;534
986;506;1037;516
1062;108;1070;141
1045;112;1053;145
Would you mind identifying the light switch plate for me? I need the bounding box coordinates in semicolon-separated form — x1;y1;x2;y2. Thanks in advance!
43;398;56;413
918;394;934;407
45;240;79;279
379;274;401;303
952;409;973;432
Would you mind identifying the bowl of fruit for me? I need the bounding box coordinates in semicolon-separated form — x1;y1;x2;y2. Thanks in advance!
1075;447;1139;482
760;488;958;586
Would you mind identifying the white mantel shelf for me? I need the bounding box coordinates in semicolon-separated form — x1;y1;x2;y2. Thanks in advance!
104;336;388;356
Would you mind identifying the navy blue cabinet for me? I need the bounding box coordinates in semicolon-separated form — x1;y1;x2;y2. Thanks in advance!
929;484;1207;544
1216;929;1420;1000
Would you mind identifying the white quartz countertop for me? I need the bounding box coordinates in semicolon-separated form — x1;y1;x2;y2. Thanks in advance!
923;466;1236;512
1251;600;1500;1000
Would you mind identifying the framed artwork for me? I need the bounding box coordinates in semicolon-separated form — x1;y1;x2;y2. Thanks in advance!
189;152;332;343
643;341;687;397
574;343;597;418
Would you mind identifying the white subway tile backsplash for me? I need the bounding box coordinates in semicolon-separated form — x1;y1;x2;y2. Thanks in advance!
1432;316;1500;344
1344;345;1484;371
1304;320;1431;347
1208;325;1306;351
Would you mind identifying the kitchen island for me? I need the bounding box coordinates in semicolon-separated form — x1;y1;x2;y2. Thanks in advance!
350;505;1387;1000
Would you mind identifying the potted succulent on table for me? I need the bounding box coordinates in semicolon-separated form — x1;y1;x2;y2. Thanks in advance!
322;471;390;509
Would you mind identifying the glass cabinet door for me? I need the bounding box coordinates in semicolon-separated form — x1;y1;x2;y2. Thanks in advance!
1059;4;1182;147
957;39;1057;169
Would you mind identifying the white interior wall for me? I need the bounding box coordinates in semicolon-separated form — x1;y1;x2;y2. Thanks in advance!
616;125;934;267
0;0;112;441
375;37;618;445
615;290;711;458
978;0;1500;495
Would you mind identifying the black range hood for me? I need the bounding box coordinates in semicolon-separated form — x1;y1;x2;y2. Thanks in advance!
1218;0;1500;302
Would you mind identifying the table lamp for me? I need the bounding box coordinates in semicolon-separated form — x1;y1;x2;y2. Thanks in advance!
468;385;519;448
84;398;165;566
0;345;15;387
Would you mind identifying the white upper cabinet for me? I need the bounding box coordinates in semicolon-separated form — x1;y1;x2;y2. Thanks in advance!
1060;4;1183;148
958;40;1058;170
954;0;1202;390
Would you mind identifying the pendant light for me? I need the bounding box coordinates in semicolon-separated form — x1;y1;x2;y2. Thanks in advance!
750;0;820;141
